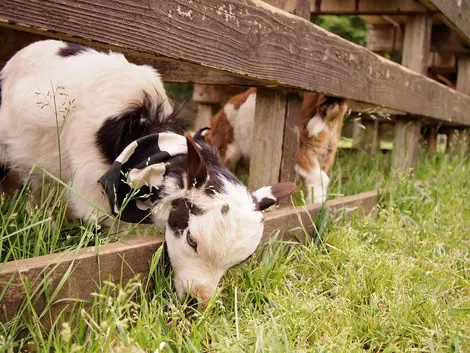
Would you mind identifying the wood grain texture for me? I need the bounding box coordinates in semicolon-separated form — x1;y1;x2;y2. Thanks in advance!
367;24;468;53
419;0;470;45
427;52;456;73
351;121;364;149
248;89;287;190
392;15;430;170
0;27;261;86
263;190;378;242
294;0;310;19
427;125;438;152
362;120;379;154
0;191;377;326
392;117;422;170
279;92;301;186
1;1;470;125
402;15;432;73
0;236;163;324
457;55;470;96
265;0;427;14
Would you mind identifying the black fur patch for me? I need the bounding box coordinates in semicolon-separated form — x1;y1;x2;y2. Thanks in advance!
58;42;88;57
221;204;230;215
167;198;190;236
0;164;9;182
257;197;276;211
96;95;190;164
188;201;204;216
167;198;205;236
195;142;241;196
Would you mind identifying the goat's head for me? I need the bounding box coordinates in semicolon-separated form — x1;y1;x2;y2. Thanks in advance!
164;136;295;303
99;133;295;304
317;96;348;123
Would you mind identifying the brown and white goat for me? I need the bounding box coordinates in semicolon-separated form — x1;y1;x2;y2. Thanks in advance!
196;88;348;204
0;40;295;302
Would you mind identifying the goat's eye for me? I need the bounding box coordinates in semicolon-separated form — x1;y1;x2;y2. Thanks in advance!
186;231;198;253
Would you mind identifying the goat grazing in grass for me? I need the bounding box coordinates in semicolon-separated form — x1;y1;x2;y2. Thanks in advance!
0;40;295;303
195;88;348;204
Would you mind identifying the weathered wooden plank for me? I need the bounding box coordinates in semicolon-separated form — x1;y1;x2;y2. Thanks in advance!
392;15;431;171
457;55;470;96
360;15;413;25
347;100;405;116
419;0;470;46
263;190;378;241
362;120;379;154
248;89;287;190
279;92;302;185
0;190;377;324
294;0;310;19
392;117;422;170
1;1;470;125
351;120;364;149
276;0;306;204
426;125;438;152
402;15;432;73
367;24;469;53
265;0;428;14
0;236;163;324
456;54;470;153
427;52;456;73
150;60;260;86
0;26;261;87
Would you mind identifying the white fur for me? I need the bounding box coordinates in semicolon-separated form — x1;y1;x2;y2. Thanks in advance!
0;40;289;303
306;114;326;137
224;142;242;171
0;40;172;222
296;165;329;204
222;92;330;205
252;186;275;202
224;92;256;162
161;179;264;301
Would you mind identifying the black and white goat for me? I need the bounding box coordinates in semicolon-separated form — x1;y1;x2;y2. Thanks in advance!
0;40;295;302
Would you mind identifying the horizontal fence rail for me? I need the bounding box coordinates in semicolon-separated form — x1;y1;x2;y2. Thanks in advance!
1;0;470;125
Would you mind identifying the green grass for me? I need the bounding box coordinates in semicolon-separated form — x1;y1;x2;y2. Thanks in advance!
1;150;469;352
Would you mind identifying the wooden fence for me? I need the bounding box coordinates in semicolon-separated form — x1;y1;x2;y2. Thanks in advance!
1;0;470;324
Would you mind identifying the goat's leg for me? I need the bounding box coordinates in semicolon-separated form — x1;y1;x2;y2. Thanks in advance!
322;123;342;174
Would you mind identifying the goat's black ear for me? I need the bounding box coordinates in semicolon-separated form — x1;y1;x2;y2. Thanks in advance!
252;182;296;211
186;134;208;189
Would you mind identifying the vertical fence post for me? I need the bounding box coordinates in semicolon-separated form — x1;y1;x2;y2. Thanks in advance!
248;89;288;190
192;84;218;131
248;0;308;202
278;92;302;205
456;54;470;154
427;125;438;153
392;14;431;171
362;120;379;155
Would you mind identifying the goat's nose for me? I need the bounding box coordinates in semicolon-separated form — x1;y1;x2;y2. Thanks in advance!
190;286;211;306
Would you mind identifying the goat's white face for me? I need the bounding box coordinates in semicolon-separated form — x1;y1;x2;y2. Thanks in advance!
164;136;296;303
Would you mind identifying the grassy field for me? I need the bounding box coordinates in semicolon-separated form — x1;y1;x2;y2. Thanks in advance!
1;149;469;352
